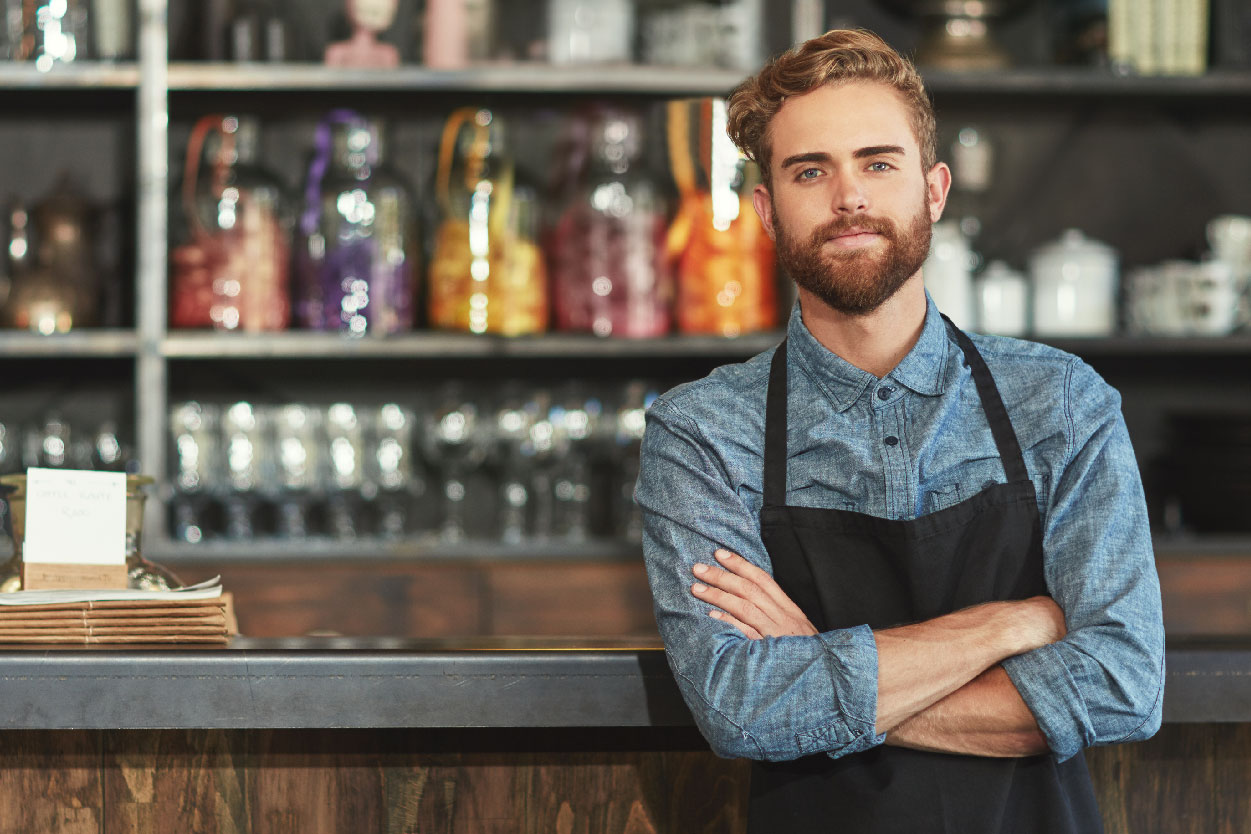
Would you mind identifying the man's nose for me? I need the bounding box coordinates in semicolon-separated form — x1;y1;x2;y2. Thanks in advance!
831;173;868;214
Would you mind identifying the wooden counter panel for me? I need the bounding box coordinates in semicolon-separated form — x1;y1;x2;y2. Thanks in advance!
1;729;749;834
1157;556;1251;637
3;726;1250;833
183;560;660;639
0;731;102;834
485;562;659;636
1087;723;1251;834
202;562;487;638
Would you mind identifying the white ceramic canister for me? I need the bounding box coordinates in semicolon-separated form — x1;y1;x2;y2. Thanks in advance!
923;220;975;329
1175;259;1240;336
547;0;634;64
1028;228;1119;337
975;260;1028;336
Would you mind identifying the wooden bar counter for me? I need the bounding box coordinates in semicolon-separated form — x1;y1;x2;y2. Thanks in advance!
1;637;1249;833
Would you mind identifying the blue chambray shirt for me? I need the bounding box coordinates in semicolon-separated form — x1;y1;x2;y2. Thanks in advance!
635;294;1165;763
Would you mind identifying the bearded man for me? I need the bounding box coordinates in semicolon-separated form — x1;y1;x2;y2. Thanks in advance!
635;29;1163;833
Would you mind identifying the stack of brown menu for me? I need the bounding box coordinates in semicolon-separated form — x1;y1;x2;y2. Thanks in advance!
0;577;233;645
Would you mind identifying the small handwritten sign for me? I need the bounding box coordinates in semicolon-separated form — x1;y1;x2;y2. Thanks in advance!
23;468;126;570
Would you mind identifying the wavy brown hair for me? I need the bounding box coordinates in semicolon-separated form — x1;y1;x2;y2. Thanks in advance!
726;29;937;187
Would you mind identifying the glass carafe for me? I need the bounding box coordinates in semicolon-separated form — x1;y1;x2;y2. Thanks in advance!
296;111;418;336
428;107;548;336
550;107;673;338
666;98;777;337
170;114;292;332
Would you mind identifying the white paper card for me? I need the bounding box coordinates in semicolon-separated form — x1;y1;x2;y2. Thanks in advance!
22;468;127;566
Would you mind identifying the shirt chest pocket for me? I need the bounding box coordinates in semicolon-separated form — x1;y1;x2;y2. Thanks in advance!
789;474;862;512
924;482;963;513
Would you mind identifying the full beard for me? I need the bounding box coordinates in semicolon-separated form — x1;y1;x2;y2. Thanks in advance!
773;198;933;316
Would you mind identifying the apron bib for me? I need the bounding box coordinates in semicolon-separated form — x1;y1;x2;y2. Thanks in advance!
748;319;1102;834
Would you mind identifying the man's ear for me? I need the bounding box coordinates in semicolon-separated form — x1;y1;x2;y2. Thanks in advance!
926;162;952;224
752;184;776;241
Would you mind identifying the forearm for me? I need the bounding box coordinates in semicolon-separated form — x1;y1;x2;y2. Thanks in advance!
885;666;1049;756
873;596;1062;733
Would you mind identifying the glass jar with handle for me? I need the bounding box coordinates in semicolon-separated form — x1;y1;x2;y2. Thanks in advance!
170;114;292;332
296;110;418;336
428;107;547;336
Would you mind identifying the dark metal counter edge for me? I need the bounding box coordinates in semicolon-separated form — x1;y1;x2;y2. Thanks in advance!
0;647;1243;730
0;648;692;730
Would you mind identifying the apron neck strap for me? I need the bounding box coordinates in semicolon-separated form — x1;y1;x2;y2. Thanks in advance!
763;318;1032;506
764;341;790;507
941;314;1030;484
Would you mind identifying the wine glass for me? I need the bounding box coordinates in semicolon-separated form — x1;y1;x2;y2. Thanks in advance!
369;402;419;541
611;379;660;542
422;384;488;543
323;402;367;540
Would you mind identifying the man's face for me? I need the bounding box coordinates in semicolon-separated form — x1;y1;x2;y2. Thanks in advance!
752;81;949;316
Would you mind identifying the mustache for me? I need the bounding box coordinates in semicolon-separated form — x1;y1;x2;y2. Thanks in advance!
809;215;899;244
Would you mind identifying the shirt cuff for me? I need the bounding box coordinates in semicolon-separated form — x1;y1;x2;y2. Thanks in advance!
816;624;887;754
1002;643;1093;761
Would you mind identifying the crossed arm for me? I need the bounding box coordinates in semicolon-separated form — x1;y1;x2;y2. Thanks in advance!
692;548;1065;756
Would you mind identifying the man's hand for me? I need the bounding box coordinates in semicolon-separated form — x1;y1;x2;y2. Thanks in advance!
691;548;818;639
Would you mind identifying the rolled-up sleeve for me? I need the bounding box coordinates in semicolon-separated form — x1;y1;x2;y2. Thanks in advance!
636;396;884;761
1001;358;1165;761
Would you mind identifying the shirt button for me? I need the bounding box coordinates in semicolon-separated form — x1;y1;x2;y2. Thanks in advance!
884;436;899;446
877;387;893;400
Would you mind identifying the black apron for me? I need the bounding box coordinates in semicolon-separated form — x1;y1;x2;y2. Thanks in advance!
748;319;1102;834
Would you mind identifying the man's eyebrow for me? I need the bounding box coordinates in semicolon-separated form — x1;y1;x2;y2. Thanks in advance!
854;145;907;159
779;146;909;169
779;152;832;169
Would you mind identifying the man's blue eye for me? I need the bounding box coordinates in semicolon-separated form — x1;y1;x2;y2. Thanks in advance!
869;161;891;172
799;168;819;180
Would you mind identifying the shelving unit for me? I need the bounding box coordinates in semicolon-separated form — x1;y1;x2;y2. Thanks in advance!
4;0;1250;570
0;330;139;358
0;62;141;88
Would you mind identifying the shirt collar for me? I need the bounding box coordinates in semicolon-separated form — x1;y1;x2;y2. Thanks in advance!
786;291;953;413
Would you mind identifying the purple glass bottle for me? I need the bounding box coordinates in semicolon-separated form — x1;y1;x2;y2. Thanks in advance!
296;111;417;335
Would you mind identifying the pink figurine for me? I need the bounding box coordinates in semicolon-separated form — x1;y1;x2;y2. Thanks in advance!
324;0;400;68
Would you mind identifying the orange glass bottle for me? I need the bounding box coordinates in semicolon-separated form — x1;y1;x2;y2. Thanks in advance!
667;98;776;337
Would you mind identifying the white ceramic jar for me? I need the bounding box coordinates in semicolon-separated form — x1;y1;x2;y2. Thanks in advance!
975;260;1028;336
923;220;975;329
547;0;634;64
1028;228;1119;337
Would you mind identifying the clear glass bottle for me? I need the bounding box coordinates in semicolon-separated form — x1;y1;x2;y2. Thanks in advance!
550;107;673;338
8;0;90;68
170;115;292;332
296;111;418;336
428;107;547;336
